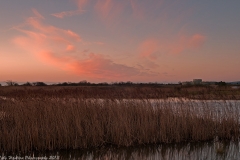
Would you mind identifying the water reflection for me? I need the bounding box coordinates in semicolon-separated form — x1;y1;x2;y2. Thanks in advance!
2;141;240;160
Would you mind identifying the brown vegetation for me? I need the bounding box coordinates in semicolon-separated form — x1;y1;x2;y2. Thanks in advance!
0;85;240;100
0;86;240;153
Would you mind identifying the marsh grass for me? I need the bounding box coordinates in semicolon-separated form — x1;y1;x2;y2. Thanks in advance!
0;86;240;153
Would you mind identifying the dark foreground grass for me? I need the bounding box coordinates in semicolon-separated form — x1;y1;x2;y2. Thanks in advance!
0;96;240;153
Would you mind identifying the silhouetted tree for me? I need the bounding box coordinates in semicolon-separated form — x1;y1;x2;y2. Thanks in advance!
61;82;69;86
32;82;47;86
215;81;226;86
98;82;109;86
22;82;32;86
5;80;18;86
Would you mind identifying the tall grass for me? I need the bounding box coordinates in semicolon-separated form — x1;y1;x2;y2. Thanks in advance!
0;90;240;153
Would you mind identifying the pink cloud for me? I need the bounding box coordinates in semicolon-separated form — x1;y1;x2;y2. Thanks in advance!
189;34;206;48
66;53;142;79
139;39;159;60
94;0;126;23
96;0;113;17
51;10;84;18
168;34;206;54
66;45;76;52
95;0;113;18
76;0;89;9
40;51;66;67
32;8;44;19
139;34;206;59
13;10;81;62
13;9;156;81
35;51;145;80
51;0;87;18
25;17;81;43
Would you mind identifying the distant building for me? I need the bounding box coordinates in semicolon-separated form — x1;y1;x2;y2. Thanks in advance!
181;79;232;86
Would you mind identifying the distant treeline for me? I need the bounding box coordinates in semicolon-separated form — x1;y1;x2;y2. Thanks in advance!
2;80;165;87
0;80;234;87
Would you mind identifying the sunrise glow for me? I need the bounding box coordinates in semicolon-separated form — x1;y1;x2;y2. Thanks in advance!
1;0;240;83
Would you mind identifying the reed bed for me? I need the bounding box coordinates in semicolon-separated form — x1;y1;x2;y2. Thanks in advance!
0;89;240;153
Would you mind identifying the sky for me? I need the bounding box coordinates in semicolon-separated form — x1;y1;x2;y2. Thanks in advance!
1;0;240;83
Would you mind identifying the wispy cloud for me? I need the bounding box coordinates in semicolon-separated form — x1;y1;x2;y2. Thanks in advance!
76;0;89;9
95;0;113;18
51;0;87;18
94;0;127;24
13;9;156;81
168;34;206;54
51;10;85;18
66;45;76;53
139;39;159;60
139;33;206;60
32;8;45;19
65;53;142;79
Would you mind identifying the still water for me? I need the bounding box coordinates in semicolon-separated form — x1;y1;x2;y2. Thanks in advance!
2;141;240;160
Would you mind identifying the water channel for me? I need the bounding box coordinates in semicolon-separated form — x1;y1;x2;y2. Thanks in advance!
2;141;240;160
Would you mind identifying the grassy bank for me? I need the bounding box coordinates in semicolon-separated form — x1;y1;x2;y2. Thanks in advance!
0;95;240;152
